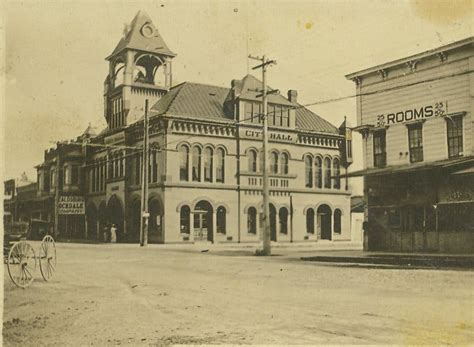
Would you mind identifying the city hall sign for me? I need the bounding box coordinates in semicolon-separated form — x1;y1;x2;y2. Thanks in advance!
375;101;447;127
240;129;296;143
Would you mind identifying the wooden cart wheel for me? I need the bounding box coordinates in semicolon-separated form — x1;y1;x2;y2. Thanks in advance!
39;235;56;281
7;241;37;288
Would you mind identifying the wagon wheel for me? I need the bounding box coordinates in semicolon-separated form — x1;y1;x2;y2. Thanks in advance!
7;241;37;288
39;235;56;281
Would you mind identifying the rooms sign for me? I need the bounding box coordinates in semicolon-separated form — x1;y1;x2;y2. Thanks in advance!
375;101;447;127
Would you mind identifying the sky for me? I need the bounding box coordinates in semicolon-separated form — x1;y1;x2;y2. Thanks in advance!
1;0;472;195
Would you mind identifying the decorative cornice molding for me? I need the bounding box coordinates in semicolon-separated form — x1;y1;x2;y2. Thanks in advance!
378;69;388;80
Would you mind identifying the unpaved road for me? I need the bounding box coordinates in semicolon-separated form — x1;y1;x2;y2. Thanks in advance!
3;243;473;345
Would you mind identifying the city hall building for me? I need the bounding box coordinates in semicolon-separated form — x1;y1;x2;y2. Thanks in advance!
346;37;474;253
32;11;353;244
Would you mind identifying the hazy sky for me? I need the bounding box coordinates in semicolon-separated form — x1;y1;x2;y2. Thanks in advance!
1;0;471;194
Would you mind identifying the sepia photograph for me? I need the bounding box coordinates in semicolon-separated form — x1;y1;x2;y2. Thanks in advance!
1;0;473;345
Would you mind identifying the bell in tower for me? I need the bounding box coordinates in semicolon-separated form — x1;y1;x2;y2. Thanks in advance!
104;10;176;129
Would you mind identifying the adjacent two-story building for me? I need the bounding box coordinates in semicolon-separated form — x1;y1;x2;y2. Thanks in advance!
33;10;353;244
346;37;474;253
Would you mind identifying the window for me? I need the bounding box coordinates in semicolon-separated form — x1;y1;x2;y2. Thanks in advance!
38;172;44;191
50;168;56;189
216;206;226;234
306;209;315;234
179;145;189;181
248;207;257;234
192;146;201;182
271;151;278;174
204;147;213;182
269;105;276;126
71;165;79;185
373;130;386;167
334;209;342;234
280;153;289;174
180;205;190;234
248;150;257;172
333;158;340;189
447;116;463;158
281;108;289;127
151;151;158;183
216;148;225;183
135;153;141;185
64;164;71;185
324;157;331;189
305;156;313;188
279;207;288;234
274;106;282;126
408;123;423;163
315;157;322;188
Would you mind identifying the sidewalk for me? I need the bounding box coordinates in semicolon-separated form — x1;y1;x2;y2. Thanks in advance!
301;250;474;269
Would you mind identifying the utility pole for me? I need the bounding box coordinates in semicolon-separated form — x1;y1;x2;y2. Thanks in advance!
249;54;277;256
140;99;150;247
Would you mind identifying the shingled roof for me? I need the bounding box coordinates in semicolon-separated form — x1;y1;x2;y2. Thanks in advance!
107;10;175;60
150;76;339;134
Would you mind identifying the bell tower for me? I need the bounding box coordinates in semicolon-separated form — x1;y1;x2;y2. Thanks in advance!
104;10;176;130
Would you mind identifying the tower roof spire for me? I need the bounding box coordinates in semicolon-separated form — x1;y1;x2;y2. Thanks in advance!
107;10;176;60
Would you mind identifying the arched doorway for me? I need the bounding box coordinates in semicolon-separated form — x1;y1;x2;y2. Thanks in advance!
317;204;332;240
107;195;124;242
194;200;213;242
98;201;107;242
86;203;98;240
149;197;163;243
129;198;141;243
270;204;277;241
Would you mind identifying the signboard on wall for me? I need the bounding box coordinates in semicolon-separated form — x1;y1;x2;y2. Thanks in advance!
58;196;85;215
375;101;448;127
239;128;296;143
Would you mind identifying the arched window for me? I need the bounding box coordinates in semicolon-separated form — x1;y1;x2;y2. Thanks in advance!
334;209;342;234
247;207;257;234
280;153;289;174
271;151;278;174
324;157;331;188
216;148;225;183
315;157;322;188
279;207;288;234
248;149;257;172
306;209;315;234
333;158;340;189
192;146;201;182
180;205;191;234
217;206;226;234
305;156;313;188
204;147;213;182
179;145;189;181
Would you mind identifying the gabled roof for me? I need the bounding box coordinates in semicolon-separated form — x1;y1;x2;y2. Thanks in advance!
149;76;339;134
107;10;175;60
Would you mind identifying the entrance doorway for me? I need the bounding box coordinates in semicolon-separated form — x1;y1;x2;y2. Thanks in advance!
193;200;213;242
317;204;332;240
107;195;124;242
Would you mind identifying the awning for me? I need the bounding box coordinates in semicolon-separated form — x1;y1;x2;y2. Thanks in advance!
342;156;474;178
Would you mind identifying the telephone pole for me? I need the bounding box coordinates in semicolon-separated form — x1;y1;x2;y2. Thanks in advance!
249;54;277;256
140;99;150;247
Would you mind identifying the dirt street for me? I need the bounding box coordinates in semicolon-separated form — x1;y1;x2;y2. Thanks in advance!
3;242;473;346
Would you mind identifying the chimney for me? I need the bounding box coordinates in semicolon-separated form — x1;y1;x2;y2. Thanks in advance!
288;89;297;103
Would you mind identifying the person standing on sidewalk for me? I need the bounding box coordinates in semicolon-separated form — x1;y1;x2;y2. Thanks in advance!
110;224;117;243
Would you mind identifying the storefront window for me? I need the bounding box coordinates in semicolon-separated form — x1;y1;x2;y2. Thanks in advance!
408;123;423;163
306;209;315;234
447;116;463;158
248;207;257;234
216;206;226;234
373;130;386;167
180;205;190;234
279;207;288;234
334;209;342;234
